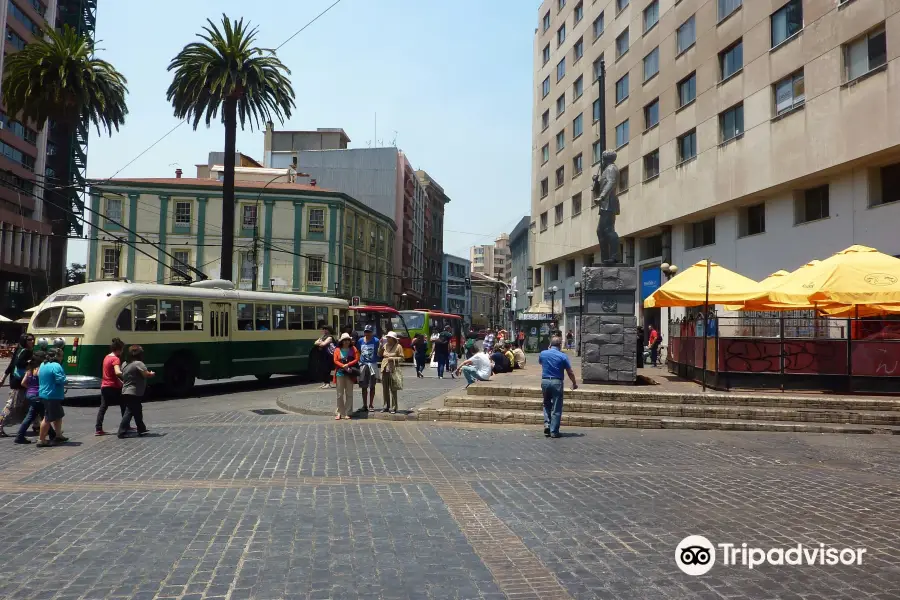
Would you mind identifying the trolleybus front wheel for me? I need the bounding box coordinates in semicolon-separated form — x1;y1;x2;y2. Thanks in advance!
164;355;196;396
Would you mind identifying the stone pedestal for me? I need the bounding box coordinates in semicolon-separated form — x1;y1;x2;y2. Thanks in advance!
581;267;638;384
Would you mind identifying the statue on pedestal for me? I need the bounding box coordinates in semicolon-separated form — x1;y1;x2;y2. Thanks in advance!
592;150;620;265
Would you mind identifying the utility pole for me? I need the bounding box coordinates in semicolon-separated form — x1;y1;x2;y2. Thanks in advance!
251;214;260;291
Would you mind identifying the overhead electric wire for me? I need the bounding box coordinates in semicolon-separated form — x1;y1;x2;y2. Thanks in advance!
275;0;345;50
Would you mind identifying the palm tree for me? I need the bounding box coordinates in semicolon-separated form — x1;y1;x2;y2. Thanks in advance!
167;15;296;282
2;25;128;134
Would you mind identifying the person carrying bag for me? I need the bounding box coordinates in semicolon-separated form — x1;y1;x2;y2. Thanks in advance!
378;331;405;414
333;333;360;420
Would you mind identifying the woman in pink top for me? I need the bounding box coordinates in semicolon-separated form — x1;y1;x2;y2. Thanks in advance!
96;338;125;435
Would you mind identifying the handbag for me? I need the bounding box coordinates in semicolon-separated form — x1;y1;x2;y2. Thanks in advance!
392;368;404;391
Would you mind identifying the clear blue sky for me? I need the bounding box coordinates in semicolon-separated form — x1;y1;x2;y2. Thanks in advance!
70;0;536;264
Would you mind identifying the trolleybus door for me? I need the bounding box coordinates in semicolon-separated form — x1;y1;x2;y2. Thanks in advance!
209;302;232;379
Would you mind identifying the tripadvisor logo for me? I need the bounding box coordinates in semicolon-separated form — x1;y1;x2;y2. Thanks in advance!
675;535;866;575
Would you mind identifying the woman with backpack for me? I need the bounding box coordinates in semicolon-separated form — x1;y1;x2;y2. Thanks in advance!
0;333;35;437
314;325;336;389
333;333;360;420
13;351;56;444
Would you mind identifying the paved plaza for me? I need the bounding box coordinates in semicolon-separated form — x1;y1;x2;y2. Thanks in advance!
0;373;898;599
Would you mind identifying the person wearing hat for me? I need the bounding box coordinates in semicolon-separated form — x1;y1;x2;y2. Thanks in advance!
356;325;380;411
37;348;69;447
333;333;360;420
378;331;405;414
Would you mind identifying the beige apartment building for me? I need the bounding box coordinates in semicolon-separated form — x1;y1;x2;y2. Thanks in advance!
470;233;511;283
532;0;900;336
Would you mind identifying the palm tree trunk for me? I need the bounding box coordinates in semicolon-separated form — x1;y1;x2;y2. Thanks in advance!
220;96;238;282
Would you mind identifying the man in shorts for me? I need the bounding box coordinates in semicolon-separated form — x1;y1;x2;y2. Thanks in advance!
356;325;380;412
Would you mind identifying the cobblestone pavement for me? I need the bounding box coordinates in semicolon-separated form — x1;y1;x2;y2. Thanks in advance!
0;375;898;599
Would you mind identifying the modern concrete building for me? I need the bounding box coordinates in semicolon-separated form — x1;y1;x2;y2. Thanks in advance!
86;164;396;305
470;233;512;283
0;0;96;317
263;125;428;306
442;253;471;324
417;170;450;311
532;0;900;335
508;216;533;319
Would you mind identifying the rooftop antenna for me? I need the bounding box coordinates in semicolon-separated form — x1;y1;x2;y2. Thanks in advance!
391;131;398;147
374;112;377;148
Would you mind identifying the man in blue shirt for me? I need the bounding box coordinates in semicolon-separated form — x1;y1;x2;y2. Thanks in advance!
538;336;578;438
356;325;380;412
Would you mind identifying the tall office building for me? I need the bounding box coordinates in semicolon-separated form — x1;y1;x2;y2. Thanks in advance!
0;0;96;318
470;233;511;283
532;0;900;335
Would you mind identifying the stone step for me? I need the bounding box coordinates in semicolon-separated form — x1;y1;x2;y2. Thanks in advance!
465;384;900;412
415;406;900;435
443;396;900;426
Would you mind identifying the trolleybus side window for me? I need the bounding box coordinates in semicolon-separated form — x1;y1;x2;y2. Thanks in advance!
160;300;182;331
288;305;303;330
237;303;253;331
210;310;217;337
116;303;133;331
184;301;203;331
135;299;158;331
256;304;271;331
34;307;62;328
316;307;329;331
273;305;287;330
303;306;317;330
59;307;85;328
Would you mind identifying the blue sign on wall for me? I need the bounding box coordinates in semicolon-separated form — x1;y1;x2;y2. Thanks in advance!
641;266;661;302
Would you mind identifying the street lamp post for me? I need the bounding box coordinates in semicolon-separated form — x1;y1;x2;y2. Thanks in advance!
549;286;558;319
526;290;534;307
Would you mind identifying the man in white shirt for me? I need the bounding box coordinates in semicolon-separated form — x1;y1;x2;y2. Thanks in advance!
456;350;493;388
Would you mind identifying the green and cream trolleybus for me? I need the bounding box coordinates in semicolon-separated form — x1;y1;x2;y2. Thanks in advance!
27;280;349;395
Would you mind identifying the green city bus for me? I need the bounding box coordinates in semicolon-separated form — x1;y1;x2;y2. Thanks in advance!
399;310;463;354
27;280;349;395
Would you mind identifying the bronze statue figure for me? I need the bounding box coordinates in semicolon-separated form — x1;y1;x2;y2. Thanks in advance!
592;150;620;265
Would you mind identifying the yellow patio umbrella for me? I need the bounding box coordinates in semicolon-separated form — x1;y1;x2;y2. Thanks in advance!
724;270;791;311
734;262;821;311
644;260;762;308
764;245;900;307
818;303;900;318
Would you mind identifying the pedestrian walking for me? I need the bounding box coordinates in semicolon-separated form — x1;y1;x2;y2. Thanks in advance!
447;349;458;379
14;352;55;444
356;325;380;411
117;345;154;438
412;333;427;378
37;348;69;447
434;325;452;379
96;338;126;436
378;331;405;414
482;329;496;353
457;350;493;388
566;330;574;350
333;333;359;420
648;325;662;367
538;336;578;439
0;333;35;437
314;325;336;389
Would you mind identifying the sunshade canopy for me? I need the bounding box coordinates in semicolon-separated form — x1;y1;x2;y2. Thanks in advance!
644;260;761;308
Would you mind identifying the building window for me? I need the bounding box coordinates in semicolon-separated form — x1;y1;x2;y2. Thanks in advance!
615;119;630;148
844;25;886;82
543;43;551;65
797;185;829;223
542;76;550;98
566;259;576;278
644;99;659;130
677;129;697;163
574;1;583;23
557;58;566;82
677;16;696;54
8;1;40;34
542;110;550;131
541;144;550;164
541;178;549;198
558;0;566;11
771;0;802;48
643;1;659;33
615;73;629;103
543;11;551;32
774;70;805;115
678;72;696;107
739;203;766;237
593;56;604;81
641;235;662;259
643;47;659;81
540;212;549;231
102;247;120;279
718;0;741;22
556;166;565;188
555;203;564;224
556;130;565;152
617;0;629;11
0;111;37;145
30;0;47;17
572;192;582;216
592;141;602;164
239;252;254;281
105;197;123;224
874;163;900;207
0;140;35;171
550;263;560;280
308;208;325;233
720;40;743;80
242;204;257;229
686;218;716;249
174;201;192;228
306;256;324;285
643;150;659;181
557;23;566;47
557;93;566;116
573;37;584;61
173;250;191;280
535;267;542;286
573;113;583;138
573;153;583;175
6;27;26;51
569;81;584;108
593;12;604;40
618;166;629;193
615;29;629;59
720;103;744;143
592;98;601;123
